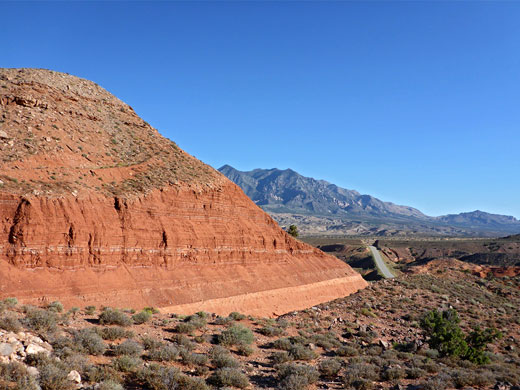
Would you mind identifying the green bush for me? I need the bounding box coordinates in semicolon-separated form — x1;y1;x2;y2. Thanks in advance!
207;368;250;389
99;308;132;326
420;309;501;364
217;324;254;346
420;309;468;358
132;310;152;325
113;340;143;357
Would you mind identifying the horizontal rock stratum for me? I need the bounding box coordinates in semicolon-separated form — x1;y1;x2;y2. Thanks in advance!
0;68;367;316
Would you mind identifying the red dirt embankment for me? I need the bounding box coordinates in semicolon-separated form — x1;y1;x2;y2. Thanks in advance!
0;68;366;316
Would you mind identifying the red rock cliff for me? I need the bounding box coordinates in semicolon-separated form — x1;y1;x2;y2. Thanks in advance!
0;68;366;316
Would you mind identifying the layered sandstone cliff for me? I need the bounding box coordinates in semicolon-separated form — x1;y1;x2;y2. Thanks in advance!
0;68;367;316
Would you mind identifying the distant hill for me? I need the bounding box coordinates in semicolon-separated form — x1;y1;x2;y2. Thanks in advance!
219;165;520;237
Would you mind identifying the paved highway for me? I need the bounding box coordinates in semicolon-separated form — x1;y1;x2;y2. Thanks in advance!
368;246;395;279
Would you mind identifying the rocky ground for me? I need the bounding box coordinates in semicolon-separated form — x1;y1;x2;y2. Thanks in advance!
1;266;518;390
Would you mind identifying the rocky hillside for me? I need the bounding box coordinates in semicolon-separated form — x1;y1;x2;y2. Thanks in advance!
219;165;520;237
0;68;367;314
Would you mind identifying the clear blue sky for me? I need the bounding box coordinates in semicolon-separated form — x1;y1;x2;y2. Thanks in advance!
3;1;520;218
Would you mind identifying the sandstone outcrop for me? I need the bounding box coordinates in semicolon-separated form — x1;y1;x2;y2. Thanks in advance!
0;68;367;316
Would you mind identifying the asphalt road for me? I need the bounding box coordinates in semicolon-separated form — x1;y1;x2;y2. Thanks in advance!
368;246;395;279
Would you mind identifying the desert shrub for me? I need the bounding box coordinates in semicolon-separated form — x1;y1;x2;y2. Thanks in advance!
99;308;132;326
23;308;58;332
84;305;96;315
85;365;122;384
450;368;494;388
288;344;316;361
114;340;143;357
394;341;417;352
271;351;292;364
0;361;38;390
173;334;197;351
112;355;141;372
336;344;358;357
420;373;453;390
175;322;197;334
62;353;91;376
229;312;246;321
176;375;209;390
148;344;179;362
318;358;342;377
137;365;208;390
406;367;426;379
180;349;209;367
143;307;159;314
3;297;18;308
236;343;254;356
217;324;254;346
132;310;152;324
258;325;284;337
99;326;134;340
141;336;164;351
276;363;319;390
38;361;74;390
47;301;64;313
207;368;249;389
0;313;22;332
72;328;107;355
50;335;76;359
214;316;233;325
98;380;124;390
310;332;341;350
68;307;80;319
343;363;379;386
272;337;294;350
348;378;374;390
210;346;240;368
381;366;405;381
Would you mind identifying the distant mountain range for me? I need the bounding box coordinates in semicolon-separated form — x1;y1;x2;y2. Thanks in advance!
219;165;520;237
